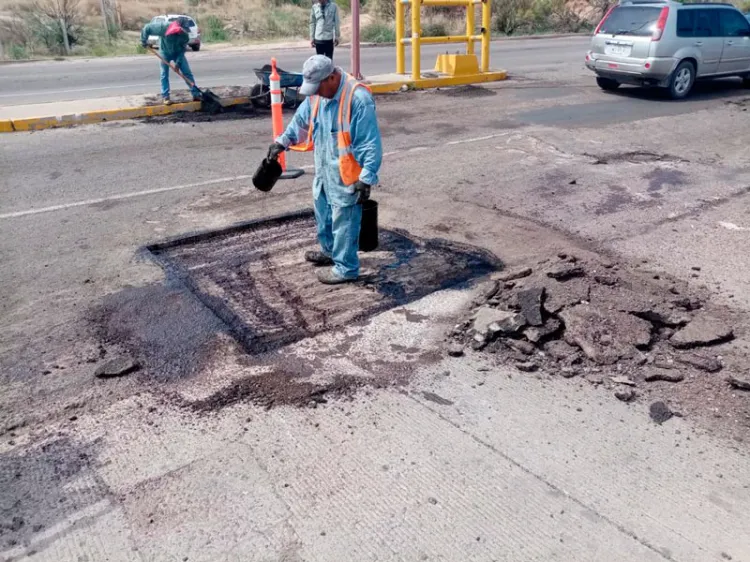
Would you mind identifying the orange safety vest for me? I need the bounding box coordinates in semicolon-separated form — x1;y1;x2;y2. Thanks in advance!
289;73;372;186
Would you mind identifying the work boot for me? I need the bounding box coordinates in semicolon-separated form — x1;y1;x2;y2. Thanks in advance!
317;269;356;285
163;97;172;106
304;251;333;266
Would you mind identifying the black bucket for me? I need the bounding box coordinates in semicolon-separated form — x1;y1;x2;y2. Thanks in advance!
252;158;282;192
359;199;378;252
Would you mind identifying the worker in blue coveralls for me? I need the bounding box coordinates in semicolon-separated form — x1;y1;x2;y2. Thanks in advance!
140;16;202;105
268;55;383;285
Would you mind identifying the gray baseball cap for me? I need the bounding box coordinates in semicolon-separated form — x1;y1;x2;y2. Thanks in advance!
299;55;335;96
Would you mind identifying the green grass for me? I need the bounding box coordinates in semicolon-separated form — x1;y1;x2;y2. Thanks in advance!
361;22;395;43
201;14;228;42
265;7;308;38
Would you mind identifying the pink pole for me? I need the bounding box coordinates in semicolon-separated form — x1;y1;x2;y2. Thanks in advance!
351;0;362;79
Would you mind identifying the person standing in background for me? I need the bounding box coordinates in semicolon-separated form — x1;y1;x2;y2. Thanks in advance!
310;0;341;61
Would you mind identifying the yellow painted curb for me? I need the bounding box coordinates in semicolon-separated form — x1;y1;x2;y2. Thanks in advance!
368;70;508;94
2;96;249;133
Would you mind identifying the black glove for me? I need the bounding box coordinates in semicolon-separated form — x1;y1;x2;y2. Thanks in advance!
267;142;285;161
353;181;371;204
141;42;149;49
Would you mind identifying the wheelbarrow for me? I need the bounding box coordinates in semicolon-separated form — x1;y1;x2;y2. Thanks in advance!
251;64;304;109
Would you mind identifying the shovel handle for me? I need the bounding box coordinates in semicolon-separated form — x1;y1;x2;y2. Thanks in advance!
147;46;196;89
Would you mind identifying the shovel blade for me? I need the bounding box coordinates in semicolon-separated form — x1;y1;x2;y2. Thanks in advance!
200;90;223;115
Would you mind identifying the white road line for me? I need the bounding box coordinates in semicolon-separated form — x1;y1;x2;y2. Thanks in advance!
1;132;505;220
0;175;253;220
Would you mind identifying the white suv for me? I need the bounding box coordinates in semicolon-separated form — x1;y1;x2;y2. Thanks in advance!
585;0;750;99
147;14;201;51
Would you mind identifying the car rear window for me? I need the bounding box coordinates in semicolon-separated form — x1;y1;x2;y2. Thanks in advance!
598;6;662;36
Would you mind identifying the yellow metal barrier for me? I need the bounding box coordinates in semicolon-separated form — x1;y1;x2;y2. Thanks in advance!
395;0;492;80
373;0;506;92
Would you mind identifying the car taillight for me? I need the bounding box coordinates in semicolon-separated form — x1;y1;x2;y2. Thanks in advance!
594;5;616;35
652;7;669;41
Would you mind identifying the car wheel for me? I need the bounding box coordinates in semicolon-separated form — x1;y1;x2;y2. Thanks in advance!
596;77;620;91
191;44;200;51
668;61;695;100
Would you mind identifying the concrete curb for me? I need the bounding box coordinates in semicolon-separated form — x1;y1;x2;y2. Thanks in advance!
0;96;249;132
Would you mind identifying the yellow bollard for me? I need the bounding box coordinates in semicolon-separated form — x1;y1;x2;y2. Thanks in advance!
466;1;475;55
396;0;405;74
481;0;490;72
411;0;421;79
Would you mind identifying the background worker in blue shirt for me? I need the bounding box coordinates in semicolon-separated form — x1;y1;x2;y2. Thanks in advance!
268;55;383;285
140;17;202;105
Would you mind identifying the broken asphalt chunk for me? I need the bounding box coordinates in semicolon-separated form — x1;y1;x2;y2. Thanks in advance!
559;304;651;365
493;267;532;282
447;343;464;357
523;318;561;343
546;263;585;281
517;287;545;326
675;353;722;373
515;361;538;373
472;306;525;337
94;357;140;378
645;370;685;383
669;314;734;349
615;389;636;402
728;376;750;391
505;339;536;355
649;401;674;424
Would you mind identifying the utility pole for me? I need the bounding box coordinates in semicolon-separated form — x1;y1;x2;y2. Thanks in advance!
350;0;361;79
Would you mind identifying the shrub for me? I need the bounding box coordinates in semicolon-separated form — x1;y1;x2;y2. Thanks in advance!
265;7;308;37
8;43;30;59
202;14;228;42
422;22;449;37
361;22;395;42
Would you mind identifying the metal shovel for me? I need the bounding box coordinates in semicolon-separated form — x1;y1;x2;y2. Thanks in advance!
147;47;223;115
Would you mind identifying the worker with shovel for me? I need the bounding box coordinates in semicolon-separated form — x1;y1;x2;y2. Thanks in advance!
268;55;382;285
140;17;202;105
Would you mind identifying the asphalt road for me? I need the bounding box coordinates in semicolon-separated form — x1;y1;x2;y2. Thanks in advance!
0;36;590;105
3;42;750;561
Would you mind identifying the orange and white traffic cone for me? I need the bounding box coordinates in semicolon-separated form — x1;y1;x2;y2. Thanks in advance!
270;58;304;180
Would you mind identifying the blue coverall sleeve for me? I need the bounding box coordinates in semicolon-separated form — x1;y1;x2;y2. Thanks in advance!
349;90;383;186
140;22;166;43
276;98;312;148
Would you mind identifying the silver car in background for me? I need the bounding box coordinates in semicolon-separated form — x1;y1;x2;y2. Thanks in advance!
585;0;750;99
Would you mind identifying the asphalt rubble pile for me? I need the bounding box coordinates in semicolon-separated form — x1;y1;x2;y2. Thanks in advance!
447;253;747;408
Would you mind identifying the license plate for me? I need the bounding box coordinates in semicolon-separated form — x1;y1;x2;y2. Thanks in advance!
605;45;631;56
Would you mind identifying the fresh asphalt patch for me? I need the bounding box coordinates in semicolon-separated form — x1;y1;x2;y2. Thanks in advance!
147;209;500;356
